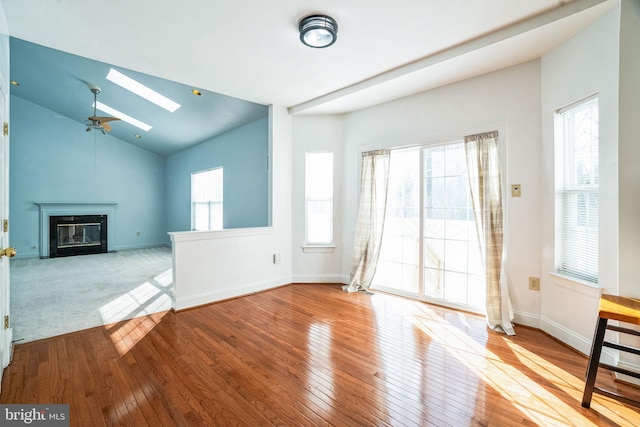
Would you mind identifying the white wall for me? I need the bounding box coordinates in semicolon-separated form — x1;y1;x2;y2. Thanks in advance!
540;5;620;355
617;0;640;380
170;105;292;310
618;0;640;300
291;115;345;283
340;60;544;323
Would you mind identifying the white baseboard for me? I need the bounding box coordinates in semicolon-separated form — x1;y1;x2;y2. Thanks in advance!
14;243;171;260
540;316;591;356
539;315;617;365
514;313;621;367
113;242;170;251
513;310;541;329
173;276;292;311
614;360;640;387
13;251;40;260
292;273;348;284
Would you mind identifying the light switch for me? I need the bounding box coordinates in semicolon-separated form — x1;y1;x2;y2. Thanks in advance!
511;184;521;197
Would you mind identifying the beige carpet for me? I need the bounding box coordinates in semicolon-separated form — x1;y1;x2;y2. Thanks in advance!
10;247;173;343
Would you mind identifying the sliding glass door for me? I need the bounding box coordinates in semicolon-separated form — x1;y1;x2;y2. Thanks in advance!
372;141;485;313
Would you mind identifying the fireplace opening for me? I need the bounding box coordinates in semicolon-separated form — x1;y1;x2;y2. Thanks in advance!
49;215;108;258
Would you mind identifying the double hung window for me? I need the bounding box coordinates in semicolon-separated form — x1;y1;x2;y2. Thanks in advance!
305;152;334;245
556;96;599;282
191;168;223;231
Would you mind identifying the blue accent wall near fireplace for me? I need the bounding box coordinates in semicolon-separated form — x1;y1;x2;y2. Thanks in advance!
9;96;270;259
9;95;168;258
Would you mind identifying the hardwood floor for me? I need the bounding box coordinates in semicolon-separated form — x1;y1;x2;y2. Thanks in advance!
1;284;639;426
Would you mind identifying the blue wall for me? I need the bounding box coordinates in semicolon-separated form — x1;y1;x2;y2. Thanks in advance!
166;117;269;232
10;98;270;258
10;95;168;258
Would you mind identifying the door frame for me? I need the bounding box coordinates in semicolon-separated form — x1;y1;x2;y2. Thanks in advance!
0;79;11;388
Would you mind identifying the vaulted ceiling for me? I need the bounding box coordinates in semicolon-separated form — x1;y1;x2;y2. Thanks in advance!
9;38;268;156
1;0;615;155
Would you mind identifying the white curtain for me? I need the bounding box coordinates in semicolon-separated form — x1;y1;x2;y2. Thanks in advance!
343;149;391;293
464;131;515;335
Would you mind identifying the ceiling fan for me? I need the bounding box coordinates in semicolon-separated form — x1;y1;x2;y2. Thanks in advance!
86;86;120;134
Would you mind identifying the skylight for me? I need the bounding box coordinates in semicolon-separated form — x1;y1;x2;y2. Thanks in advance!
95;101;152;132
106;68;181;112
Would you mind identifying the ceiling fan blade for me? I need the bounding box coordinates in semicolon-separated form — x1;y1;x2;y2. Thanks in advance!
101;122;112;132
89;116;120;123
98;117;121;123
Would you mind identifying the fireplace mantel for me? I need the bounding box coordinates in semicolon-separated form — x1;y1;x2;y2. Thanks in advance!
35;202;117;258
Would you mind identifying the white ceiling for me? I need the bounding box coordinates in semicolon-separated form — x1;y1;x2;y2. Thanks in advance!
1;0;616;115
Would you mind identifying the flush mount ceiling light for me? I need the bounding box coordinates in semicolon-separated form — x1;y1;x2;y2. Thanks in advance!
299;15;338;48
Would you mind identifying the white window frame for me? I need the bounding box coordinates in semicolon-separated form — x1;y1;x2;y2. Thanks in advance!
191;167;223;231
555;95;599;283
304;152;334;249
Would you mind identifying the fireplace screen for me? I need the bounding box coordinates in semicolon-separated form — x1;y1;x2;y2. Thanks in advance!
49;215;108;258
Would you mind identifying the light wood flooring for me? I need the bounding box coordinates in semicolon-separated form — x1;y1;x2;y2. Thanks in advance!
1;284;639;426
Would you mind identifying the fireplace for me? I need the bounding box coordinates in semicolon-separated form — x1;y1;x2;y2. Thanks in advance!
49;215;108;258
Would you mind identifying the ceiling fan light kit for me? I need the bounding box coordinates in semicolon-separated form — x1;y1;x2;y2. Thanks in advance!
299;15;338;48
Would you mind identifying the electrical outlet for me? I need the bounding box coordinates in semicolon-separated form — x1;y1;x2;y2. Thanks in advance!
529;277;540;291
273;253;281;264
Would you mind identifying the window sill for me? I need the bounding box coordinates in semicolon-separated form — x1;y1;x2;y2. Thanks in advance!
302;245;336;253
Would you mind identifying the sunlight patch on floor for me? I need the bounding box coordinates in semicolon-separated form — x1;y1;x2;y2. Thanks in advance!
410;307;600;426
99;269;172;324
100;268;172;356
504;340;640;426
106;310;167;357
306;322;336;414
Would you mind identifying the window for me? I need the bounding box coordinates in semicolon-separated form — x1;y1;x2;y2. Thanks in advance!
557;96;599;282
191;168;223;231
305;152;333;245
